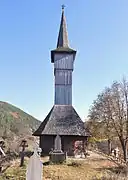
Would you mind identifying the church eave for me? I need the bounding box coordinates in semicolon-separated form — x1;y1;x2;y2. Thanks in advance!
51;47;76;63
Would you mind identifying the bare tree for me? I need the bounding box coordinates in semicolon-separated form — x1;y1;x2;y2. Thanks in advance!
88;88;114;154
88;78;128;161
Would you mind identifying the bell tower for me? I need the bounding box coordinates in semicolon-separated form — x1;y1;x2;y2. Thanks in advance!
33;6;90;156
51;5;76;105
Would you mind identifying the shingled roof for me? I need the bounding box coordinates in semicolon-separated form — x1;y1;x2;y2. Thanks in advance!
51;6;76;63
33;105;90;136
57;6;69;48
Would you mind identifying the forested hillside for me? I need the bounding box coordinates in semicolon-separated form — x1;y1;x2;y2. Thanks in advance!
0;101;41;152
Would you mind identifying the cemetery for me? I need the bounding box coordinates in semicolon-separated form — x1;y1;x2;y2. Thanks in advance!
0;139;128;180
0;3;128;180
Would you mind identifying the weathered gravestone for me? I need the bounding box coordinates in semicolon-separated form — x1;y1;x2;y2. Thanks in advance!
49;134;66;163
54;134;62;152
26;145;43;180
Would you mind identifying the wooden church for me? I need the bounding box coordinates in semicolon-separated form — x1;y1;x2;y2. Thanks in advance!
33;6;90;156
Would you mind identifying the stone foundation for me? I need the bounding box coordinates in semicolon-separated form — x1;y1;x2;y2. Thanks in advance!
49;151;67;163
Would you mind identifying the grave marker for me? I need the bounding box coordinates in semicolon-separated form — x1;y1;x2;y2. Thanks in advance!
54;134;62;152
19;139;28;167
49;134;66;163
26;145;43;180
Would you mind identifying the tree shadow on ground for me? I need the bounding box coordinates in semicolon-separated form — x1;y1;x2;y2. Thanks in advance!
89;158;106;161
95;165;128;176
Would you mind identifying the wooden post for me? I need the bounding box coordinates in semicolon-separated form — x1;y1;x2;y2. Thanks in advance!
108;139;112;155
20;140;28;167
0;166;2;173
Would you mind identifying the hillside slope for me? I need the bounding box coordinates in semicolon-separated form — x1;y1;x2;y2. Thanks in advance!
0;101;41;152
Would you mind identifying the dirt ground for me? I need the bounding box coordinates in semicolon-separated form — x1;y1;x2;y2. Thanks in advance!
0;151;126;180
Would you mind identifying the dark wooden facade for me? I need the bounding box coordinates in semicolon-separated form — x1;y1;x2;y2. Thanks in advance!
40;135;88;156
54;54;74;105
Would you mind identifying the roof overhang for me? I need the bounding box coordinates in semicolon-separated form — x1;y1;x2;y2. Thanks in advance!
51;48;77;63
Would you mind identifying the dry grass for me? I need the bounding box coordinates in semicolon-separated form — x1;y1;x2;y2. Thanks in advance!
0;153;128;180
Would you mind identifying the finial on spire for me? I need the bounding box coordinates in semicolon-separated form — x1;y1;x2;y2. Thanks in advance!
62;4;65;11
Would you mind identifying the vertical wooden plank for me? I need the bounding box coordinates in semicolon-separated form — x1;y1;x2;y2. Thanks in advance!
54;54;74;105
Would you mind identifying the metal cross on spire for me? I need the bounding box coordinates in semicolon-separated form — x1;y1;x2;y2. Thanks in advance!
62;4;65;11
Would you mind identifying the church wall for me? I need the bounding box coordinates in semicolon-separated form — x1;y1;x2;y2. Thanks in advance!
55;85;72;105
54;54;74;70
55;70;72;85
40;135;87;156
54;53;74;105
40;135;55;155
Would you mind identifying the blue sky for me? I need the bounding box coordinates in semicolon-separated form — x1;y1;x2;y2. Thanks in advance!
0;0;128;121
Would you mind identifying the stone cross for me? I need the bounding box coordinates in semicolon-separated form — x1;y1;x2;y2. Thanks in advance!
33;142;42;156
26;146;43;180
54;134;62;152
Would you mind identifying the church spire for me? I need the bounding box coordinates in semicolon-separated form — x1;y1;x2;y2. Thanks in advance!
51;5;76;63
57;5;69;48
